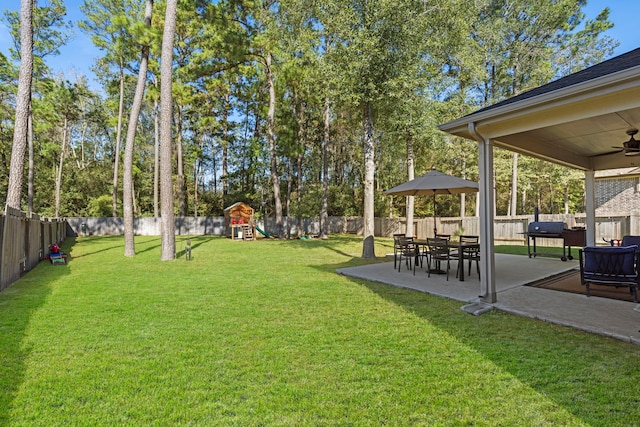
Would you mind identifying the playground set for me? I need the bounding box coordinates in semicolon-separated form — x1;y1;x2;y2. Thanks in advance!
224;202;270;240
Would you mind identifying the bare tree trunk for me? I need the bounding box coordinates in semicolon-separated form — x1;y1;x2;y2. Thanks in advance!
70;135;79;168
294;97;305;237
80;120;87;169
6;0;33;210
55;118;68;218
335;121;344;186
222;93;229;198
132;179;138;216
112;62;126;217
160;0;177;261
319;95;330;239
405;131;415;237
123;0;152;257
362;102;376;259
510;153;518;216
153;94;159;218
286;157;293;239
193;169;199;217
193;145;201;217
265;52;283;237
27;112;34;214
177;106;186;216
493;168;497;217
193;132;205;217
296;150;303;236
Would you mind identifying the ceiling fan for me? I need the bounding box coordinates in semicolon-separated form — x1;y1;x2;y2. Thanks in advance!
612;129;640;156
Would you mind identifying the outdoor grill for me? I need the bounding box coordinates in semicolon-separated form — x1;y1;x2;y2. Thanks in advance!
526;221;586;261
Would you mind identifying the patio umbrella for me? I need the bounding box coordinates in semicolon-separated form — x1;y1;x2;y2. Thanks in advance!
384;169;479;237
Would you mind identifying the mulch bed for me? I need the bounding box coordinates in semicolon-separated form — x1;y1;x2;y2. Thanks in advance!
526;268;636;302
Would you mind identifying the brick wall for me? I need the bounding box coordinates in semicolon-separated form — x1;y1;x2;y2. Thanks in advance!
596;176;640;216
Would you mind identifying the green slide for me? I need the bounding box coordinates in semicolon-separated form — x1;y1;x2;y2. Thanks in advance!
256;225;270;238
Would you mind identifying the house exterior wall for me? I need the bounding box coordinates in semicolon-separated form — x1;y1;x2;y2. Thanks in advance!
595;176;640;216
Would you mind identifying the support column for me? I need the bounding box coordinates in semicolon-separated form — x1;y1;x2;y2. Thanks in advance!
584;170;596;246
470;123;496;303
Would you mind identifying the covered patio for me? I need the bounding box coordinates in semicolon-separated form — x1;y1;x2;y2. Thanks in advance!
342;49;640;344
438;47;640;306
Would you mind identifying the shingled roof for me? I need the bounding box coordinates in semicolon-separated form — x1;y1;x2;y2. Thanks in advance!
471;47;640;115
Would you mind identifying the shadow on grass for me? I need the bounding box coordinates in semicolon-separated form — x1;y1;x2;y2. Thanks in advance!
68;235;126;259
276;234;394;260
175;236;219;260
133;236;162;255
0;240;75;426
350;275;640;424
296;235;638;423
68;235;221;260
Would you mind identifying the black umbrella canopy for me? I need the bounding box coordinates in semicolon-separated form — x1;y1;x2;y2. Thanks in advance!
384;169;479;237
384;169;479;197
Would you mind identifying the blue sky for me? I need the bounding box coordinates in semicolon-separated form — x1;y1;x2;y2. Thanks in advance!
1;0;640;92
0;0;98;88
583;0;640;54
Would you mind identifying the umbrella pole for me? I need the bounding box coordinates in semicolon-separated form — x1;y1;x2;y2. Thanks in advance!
433;194;437;237
431;193;446;274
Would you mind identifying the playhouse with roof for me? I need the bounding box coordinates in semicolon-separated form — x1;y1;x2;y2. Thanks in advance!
224;202;256;240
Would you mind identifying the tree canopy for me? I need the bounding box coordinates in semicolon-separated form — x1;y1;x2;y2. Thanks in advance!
0;0;618;232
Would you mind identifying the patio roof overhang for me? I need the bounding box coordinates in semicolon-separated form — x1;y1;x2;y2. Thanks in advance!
437;48;640;304
439;64;640;171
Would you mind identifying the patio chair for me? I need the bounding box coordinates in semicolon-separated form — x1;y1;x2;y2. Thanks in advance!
621;235;640;248
430;233;452;268
426;237;451;281
396;236;419;275
392;233;406;269
456;235;480;279
578;246;639;302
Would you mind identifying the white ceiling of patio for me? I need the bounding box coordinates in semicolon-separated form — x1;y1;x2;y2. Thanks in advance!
439;58;640;171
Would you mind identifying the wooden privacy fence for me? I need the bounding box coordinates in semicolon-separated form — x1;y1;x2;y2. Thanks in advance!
3;211;633;289
0;205;67;291
3;211;630;293
66;213;637;243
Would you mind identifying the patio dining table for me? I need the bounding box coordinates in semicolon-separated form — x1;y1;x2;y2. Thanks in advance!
415;239;480;281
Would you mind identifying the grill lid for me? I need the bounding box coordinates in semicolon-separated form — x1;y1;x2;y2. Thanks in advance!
528;221;566;235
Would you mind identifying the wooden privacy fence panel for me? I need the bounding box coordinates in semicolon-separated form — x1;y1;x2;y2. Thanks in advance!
493;217;528;243
1;206;25;290
0;206;67;292
41;221;50;258
26;213;42;270
591;216;628;242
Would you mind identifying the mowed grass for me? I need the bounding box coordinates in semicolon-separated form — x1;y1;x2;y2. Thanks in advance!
1;235;639;426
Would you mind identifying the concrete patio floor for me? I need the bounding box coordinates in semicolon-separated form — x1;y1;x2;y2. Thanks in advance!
337;254;640;345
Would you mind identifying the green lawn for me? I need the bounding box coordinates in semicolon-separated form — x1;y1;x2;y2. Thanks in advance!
1;235;638;426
